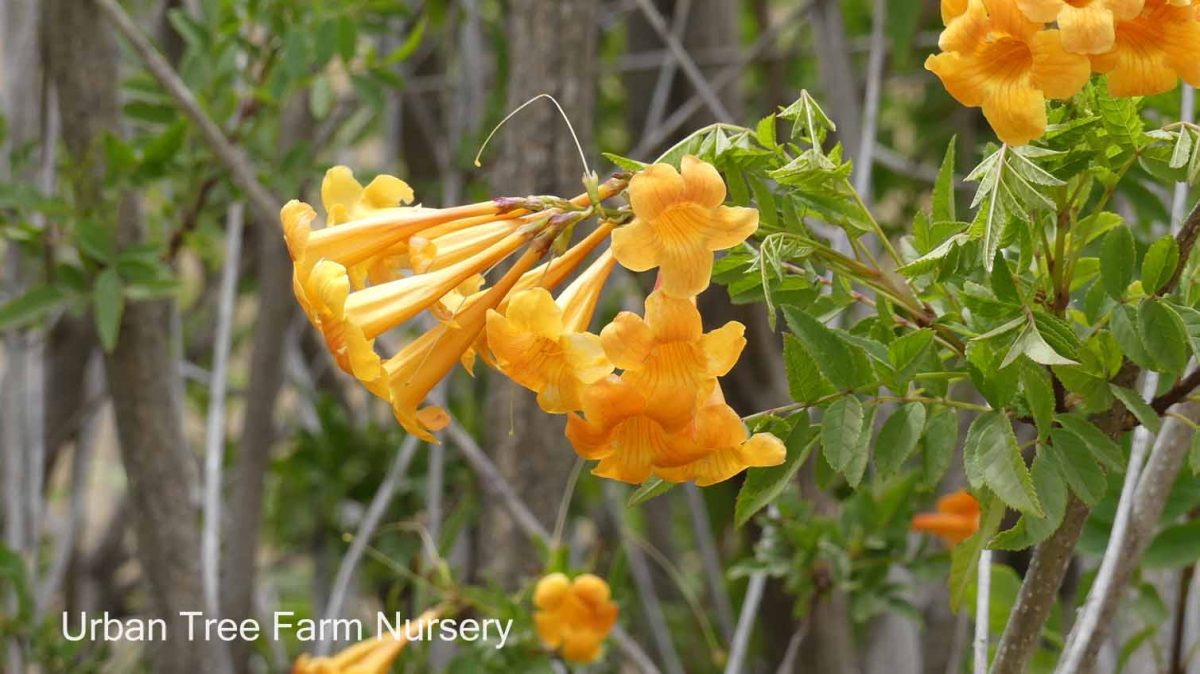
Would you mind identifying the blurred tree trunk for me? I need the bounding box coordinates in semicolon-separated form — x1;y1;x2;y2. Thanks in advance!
221;97;306;674
477;0;597;587
45;1;215;671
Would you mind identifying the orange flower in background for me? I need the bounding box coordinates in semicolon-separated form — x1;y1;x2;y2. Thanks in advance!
565;377;702;483
612;155;758;297
1091;0;1200;96
292;609;438;674
926;0;1092;145
1016;0;1144;54
911;489;982;546
533;573;619;664
600;289;746;424
486;252;617;414
655;391;786;486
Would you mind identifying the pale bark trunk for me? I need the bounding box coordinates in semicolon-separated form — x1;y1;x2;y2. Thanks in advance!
477;0;598;587
46;1;215;670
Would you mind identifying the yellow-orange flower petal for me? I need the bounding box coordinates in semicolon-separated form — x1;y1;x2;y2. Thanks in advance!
320;166;416;226
292;608;438;674
943;0;970;23
565;377;702;483
654;403;786;486
599;289;746;425
383;237;547;441
926;0;1091;145
613;156;758;297
1091;0;1200;96
533;573;618;665
1016;0;1145;53
486;283;614;414
911;489;982;546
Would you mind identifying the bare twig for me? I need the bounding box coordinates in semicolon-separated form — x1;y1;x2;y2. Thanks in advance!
93;0;279;225
725;571;767;674
853;0;887;200
685;484;735;642
975;550;992;674
630;0;732;123
317;434;422;656
201;203;244;624
641;0;692;136
605;484;686;674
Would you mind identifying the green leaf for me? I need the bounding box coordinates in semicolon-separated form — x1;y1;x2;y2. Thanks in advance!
899;233;970;277
628;477;674;506
336;16;358;63
94;268;124;353
1141;236;1180;295
846;404;877;488
1021;361;1054;441
922;406;959;487
1139;299;1190;375
821;397;864;476
786;310;874;390
874;403;926;477
933;136;958;223
1170;126;1194;169
76;219;117;262
991;452;1067;550
0;285;67;330
1109;385;1162;434
886;328;934;389
1047;429;1107;505
1001;320;1078;368
735;419;816;527
1055;414;1123;470
1100;225;1135;300
1112;303;1155;371
1143;522;1200;569
963;412;1043;516
784;335;836;403
949;490;1005;610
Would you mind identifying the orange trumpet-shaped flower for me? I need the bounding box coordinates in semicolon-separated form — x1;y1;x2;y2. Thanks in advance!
320;166;416;226
486;251;617;414
533;573;619;664
1016;0;1145;54
926;0;1092;145
612;156;758;297
911;489;982;546
600;289;746;425
565;377;703;483
292;609;439;674
409;219;525;274
383;237;549;441
943;0;969;23
654;396;786;486
1091;0;1200;96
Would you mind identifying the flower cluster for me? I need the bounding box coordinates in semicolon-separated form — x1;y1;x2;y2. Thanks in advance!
910;489;982;546
283;155;785;487
292;609;439;674
532;572;619;663
488;156;785;485
927;0;1200;145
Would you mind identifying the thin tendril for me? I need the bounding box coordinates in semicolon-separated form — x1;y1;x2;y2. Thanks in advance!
474;94;592;177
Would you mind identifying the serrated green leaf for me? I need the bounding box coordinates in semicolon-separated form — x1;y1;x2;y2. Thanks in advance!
1055;414;1123;470
1112;303;1156;371
1001;320;1078;369
991;452;1067;550
0;285;67;330
1170;127;1194;169
846;404;877;488
735;418;816;527
934;136;957;223
1021;361;1054;441
784;335;836;403
821;396;864;475
786;310;874;390
1109;385;1162;434
874;403;926;477
1100;225;1135;300
1141;235;1179;295
899;233;970;277
1139;299;1189;375
922;407;959;488
94;268;124;353
964;412;1043;516
1048;428;1107;505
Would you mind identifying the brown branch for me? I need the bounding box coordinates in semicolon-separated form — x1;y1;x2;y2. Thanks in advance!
1165;196;1200;294
1152;368;1200;415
